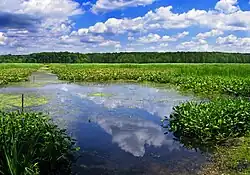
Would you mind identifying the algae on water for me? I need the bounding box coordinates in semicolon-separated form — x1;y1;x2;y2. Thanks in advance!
88;92;113;97
0;93;48;109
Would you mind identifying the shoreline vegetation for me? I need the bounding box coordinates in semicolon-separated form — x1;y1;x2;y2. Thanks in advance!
0;63;249;174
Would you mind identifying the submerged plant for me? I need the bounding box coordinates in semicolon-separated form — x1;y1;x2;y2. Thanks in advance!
0;93;48;110
88;92;113;97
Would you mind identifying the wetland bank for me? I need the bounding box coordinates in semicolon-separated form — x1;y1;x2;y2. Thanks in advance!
0;63;250;175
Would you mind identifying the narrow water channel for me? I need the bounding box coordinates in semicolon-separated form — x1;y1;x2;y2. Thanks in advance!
0;72;207;175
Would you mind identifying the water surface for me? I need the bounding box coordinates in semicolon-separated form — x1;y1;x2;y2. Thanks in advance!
0;72;206;175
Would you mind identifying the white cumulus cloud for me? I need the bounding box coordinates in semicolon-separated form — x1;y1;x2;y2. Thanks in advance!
177;39;209;51
0;32;8;45
216;34;250;46
137;31;189;44
1;0;250;54
92;0;156;13
76;3;250;39
0;0;83;17
215;0;239;14
196;29;224;40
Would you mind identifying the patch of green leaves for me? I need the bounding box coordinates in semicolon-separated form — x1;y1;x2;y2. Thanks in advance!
167;98;250;149
0;64;40;85
0;111;78;175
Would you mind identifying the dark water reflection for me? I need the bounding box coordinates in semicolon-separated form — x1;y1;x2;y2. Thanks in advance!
0;74;207;175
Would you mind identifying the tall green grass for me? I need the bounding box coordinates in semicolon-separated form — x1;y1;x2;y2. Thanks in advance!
0;111;78;175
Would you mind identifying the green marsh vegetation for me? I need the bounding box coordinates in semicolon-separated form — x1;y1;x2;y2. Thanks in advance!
168;98;250;148
50;64;250;97
0;63;250;174
0;64;41;85
171;99;250;175
0;111;78;175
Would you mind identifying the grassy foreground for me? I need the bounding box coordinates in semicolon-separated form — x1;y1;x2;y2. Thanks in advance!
0;111;78;175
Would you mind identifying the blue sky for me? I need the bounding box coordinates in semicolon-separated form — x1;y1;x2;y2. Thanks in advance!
1;0;250;54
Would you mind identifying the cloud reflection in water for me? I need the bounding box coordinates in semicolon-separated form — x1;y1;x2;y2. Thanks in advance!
40;83;192;157
91;115;179;157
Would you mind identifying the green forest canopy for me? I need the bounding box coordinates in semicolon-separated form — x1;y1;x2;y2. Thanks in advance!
1;52;250;63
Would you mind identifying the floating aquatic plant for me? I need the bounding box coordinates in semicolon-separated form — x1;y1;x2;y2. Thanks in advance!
88;92;113;97
0;93;48;110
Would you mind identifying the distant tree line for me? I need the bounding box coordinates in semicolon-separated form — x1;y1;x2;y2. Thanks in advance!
1;52;250;63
